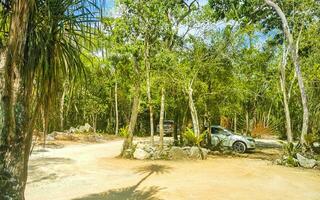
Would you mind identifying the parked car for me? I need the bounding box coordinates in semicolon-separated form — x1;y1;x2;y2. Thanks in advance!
157;120;175;136
211;125;255;153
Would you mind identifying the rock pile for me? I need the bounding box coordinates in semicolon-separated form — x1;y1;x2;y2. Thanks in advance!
67;123;93;133
46;123;98;141
131;141;209;160
275;153;319;169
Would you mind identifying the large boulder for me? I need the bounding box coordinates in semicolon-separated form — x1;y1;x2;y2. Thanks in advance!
189;146;201;159
189;147;208;160
296;153;317;168
133;148;150;160
169;147;188;160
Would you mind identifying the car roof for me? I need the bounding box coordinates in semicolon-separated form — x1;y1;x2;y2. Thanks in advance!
211;125;224;129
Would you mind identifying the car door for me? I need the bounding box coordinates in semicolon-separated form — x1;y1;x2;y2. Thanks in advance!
211;127;230;147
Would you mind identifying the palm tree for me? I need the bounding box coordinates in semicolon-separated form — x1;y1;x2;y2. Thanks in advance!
0;0;99;198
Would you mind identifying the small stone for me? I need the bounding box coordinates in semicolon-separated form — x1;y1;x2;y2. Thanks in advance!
210;151;221;155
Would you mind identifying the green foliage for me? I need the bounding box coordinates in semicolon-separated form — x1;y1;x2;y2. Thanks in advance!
282;142;301;158
304;133;319;147
183;128;207;147
2;0;319;141
119;126;129;138
279;142;301;167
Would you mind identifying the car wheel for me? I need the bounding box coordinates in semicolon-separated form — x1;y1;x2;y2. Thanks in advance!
232;141;246;153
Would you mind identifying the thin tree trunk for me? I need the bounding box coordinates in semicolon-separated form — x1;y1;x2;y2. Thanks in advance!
115;81;119;135
204;104;211;148
43;104;49;149
265;0;309;144
234;114;237;133
266;104;272;127
245;111;249;135
0;1;34;199
173;112;179;146
187;86;200;137
180;107;188;144
159;87;165;149
93;114;97;133
40;105;45;148
279;45;293;142
145;40;154;145
59;81;66;131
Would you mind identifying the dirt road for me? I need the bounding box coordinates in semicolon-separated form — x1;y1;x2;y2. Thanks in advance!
26;140;320;200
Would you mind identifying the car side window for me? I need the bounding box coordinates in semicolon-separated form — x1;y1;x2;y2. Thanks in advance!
211;127;219;134
212;127;224;134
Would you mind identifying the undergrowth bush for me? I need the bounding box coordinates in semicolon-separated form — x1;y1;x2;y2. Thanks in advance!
183;128;206;146
277;142;301;167
119;126;129;138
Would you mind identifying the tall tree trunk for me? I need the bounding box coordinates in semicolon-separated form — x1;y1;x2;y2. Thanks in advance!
42;85;50;149
145;40;154;145
121;55;141;157
159;87;165;149
115;81;119;135
0;1;34;199
59;81;66;131
245;111;249;135
41;105;47;148
234;114;237;133
204;104;211;148
279;45;293;142
180;107;188;144
173;112;179;146
266;104;272;127
265;0;309;144
187;86;200;137
121;82;140;157
93;114;97;133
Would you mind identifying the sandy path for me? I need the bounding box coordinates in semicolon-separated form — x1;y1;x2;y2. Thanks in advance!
26;140;320;200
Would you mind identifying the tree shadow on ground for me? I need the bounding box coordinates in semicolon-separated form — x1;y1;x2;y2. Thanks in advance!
246;149;281;161
28;157;74;183
73;164;172;200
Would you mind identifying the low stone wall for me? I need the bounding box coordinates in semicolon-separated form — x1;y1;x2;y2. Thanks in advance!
130;141;209;160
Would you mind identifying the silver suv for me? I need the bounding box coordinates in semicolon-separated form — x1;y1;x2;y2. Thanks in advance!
211;125;255;153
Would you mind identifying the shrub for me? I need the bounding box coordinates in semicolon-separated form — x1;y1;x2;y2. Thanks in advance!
183;128;206;147
304;133;320;153
119;126;129;138
282;142;301;158
277;142;301;167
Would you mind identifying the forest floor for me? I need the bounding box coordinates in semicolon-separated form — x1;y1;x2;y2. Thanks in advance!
26;138;320;200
